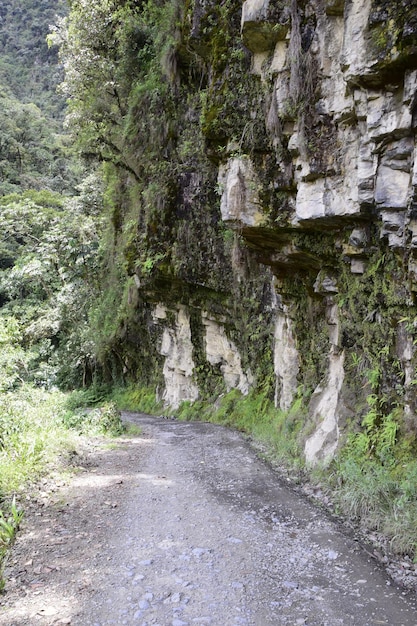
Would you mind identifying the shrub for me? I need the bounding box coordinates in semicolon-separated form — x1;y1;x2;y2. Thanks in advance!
62;401;125;436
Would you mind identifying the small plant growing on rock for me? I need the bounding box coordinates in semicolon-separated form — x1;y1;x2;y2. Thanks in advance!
0;496;24;592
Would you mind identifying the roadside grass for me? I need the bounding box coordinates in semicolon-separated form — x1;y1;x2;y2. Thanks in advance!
124;422;143;436
66;383;164;416
62;401;126;436
0;498;24;591
0;386;79;497
0;385;127;591
324;452;417;557
0;385;76;590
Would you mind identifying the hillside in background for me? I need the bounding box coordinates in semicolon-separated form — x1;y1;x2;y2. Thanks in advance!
0;0;101;391
0;0;67;116
0;0;77;195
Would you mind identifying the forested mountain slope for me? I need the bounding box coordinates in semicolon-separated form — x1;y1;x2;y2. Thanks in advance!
0;0;68;112
0;0;75;194
0;0;101;389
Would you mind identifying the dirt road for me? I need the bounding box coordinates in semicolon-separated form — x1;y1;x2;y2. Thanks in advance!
1;413;417;625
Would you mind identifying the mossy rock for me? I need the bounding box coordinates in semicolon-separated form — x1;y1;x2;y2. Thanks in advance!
367;0;417;83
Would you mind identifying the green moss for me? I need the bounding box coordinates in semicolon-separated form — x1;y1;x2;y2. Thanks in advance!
226;263;277;398
292;291;330;395
338;247;414;415
367;0;417;81
293;231;338;262
193;0;267;156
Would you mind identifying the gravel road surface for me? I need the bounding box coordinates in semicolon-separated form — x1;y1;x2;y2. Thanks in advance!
1;413;417;625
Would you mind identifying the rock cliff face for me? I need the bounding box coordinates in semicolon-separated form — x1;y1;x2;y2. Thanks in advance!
96;0;417;465
214;0;417;463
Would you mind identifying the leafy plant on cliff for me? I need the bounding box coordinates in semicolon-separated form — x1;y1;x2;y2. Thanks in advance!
338;247;411;417
317;247;417;557
51;0;182;179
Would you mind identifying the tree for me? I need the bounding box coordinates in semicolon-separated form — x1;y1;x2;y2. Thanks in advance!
0;0;67;118
0;176;104;387
49;0;153;178
0;89;79;195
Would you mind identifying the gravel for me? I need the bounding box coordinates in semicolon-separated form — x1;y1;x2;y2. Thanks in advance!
1;413;417;625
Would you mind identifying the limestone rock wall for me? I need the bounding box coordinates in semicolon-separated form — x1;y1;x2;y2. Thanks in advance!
203;0;417;463
202;314;253;395
154;305;199;409
273;306;299;412
102;0;417;465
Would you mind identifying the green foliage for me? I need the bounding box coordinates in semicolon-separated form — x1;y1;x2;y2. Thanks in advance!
194;1;265;155
65;384;113;410
322;394;417;557
51;0;173;176
0;174;104;389
0;387;74;494
0;91;76;196
175;399;207;422
0;0;77;197
330;457;398;524
338;247;412;415
345;400;399;467
0;317;30;392
62;402;125;437
110;386;164;414
0;498;23;549
326;449;417;556
0;496;24;592
0;1;101;386
0;0;67;117
87;269;129;364
292;286;331;395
